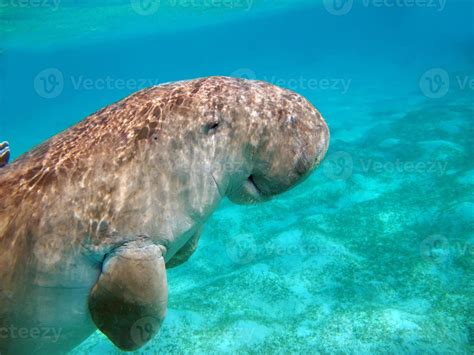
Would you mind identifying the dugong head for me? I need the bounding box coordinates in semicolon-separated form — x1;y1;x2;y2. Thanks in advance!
167;77;329;205
226;81;329;203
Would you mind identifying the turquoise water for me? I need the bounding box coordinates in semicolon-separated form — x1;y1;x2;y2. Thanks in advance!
1;0;473;353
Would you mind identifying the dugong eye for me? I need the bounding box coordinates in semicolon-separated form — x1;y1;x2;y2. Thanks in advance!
203;121;220;135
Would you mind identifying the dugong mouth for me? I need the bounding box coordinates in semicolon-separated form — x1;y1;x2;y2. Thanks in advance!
227;174;272;204
247;175;264;196
242;174;271;202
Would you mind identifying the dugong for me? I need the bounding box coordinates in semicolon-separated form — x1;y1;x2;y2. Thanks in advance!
0;77;329;354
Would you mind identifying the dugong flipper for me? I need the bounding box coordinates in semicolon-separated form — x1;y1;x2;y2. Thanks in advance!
0;142;10;167
88;240;167;351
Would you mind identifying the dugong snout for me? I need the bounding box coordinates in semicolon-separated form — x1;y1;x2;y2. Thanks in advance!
228;88;329;203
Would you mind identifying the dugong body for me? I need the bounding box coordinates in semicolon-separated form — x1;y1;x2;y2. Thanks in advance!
0;77;329;354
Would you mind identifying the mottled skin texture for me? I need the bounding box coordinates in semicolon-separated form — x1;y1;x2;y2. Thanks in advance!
0;77;329;354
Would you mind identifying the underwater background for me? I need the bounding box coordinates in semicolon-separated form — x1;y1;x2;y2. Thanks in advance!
1;0;473;353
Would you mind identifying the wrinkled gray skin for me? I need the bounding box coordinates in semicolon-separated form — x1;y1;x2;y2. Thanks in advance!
0;77;329;354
